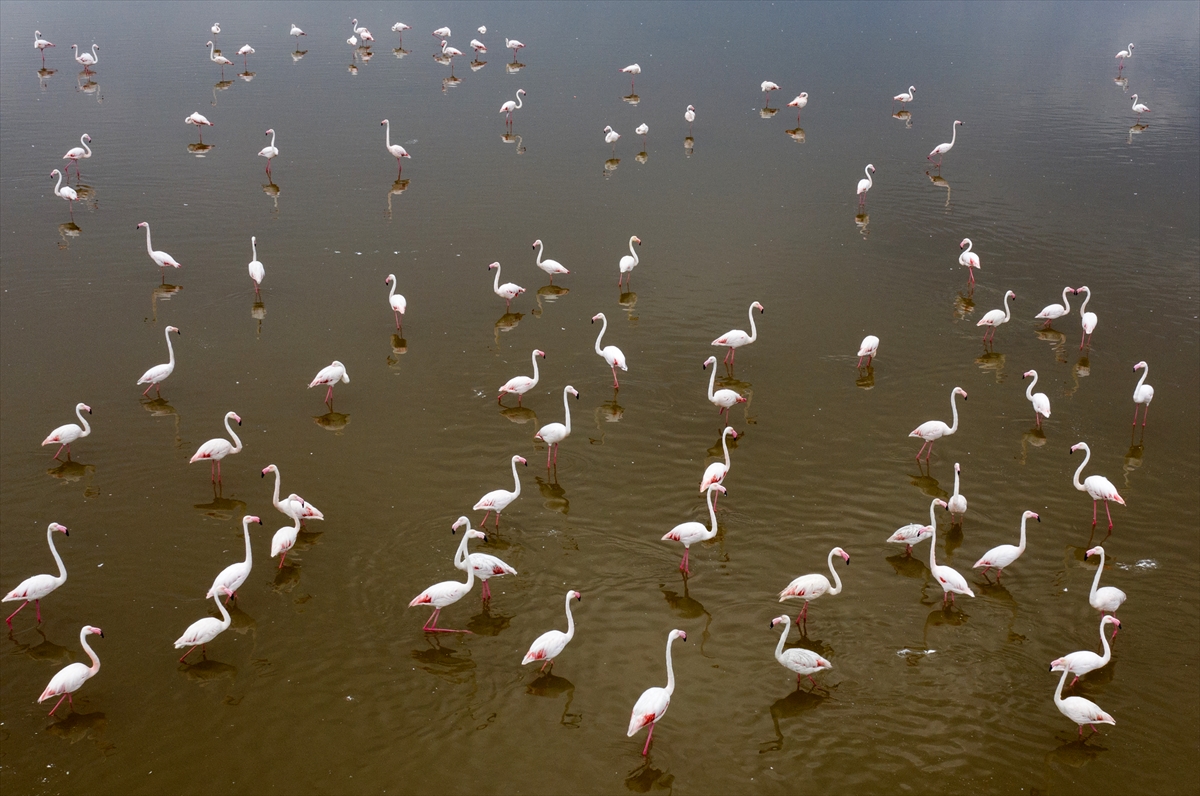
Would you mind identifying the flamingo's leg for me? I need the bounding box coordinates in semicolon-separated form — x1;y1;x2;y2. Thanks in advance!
679;548;690;573
278;551;287;569
51;443;67;460
1141;405;1149;427
641;722;655;756
179;645;199;662
325;385;334;405
422;608;441;631
480;510;492;526
611;365;620;389
481;580;491;601
540;659;552;673
47;694;69;717
6;601;29;626
1105;501;1114;529
1092;500;1098;527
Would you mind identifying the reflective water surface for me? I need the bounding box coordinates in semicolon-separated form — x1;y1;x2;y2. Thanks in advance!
1;2;1198;794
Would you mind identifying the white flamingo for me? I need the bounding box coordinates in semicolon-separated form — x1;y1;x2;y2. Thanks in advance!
440;40;463;59
384;274;406;330
910;387;967;460
1084;545;1127;617
617;235;642;287
499;89;526;125
700;426;738;495
856;164;875;207
175;589;233;661
211;22;221;36
712;301;765;365
309;361;349;406
703;356;746;419
290;24;306;38
1070;442;1125;529
1023;370;1051;428
627;629;687;756
137;325;181;397
958;238;981;285
189;411;244;483
973;510;1040;580
50;170;78;216
206;515;262;602
779;546;851;629
856;335;879;368
532;239;569;282
662;484;726;573
635;123;649;145
1053;666;1115;739
262;464;324;525
452;517;517;601
271;515;302;569
42;403;92;460
248;236;264;293
62;133;92;177
604;125;621;153
887;498;940;555
1075;286;1098;349
237;44;254;67
928;499;975;605
470;39;486;54
206;40;233;70
38;625;102;715
35;31;55;65
498;349;546;405
433;26;452;40
1035;286;1072;327
620;63;641;89
893;85;915;104
4;523;70;627
137;221;182;273
1051;616;1121;687
408;528;483;632
787;93;808;121
258;128;278;174
770;614;832;689
534;386;579;468
71;44;99;73
928;120;963;166
1131;361;1154;427
488;261;525;309
185;111;214;142
1130;93;1150;116
591;312;628;388
1116;43;1134;62
760;80;781;104
522;590;581;672
392;22;411;36
505;38;525;57
948;462;968;519
977;289;1015;342
381;120;411;178
473;454;526;528
684;105;696;131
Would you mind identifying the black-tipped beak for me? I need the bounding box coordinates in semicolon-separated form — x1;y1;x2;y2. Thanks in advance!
256;518;262;524
99;630;105;638
1036;516;1041;522
481;533;488;542
576;594;582;601
63;529;70;537
236;419;242;426
451;528;457;535
261;472;266;478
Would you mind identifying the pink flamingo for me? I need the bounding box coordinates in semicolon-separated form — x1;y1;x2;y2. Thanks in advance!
909;386;967;460
887;498;940;555
137;325;181;397
488;261;525;309
38;625;102;715
35;31;55;65
50;170;78;217
4;523;69;626
175;589;233;661
206;515;261;603
771;615;832;689
619;63;641;90
591;313;628;388
522;590;581;672
703;356;746;419
1051;615;1120;688
534;385;579;468
381;120;411;176
409;528;482;632
627;629;687;756
779;546;850;630
137;221;182;274
856;335;879;368
1070;442;1124;529
977;290;1015;342
185;112;213;142
1053;666;1115;738
712;301;764;365
928;120;962;166
42;403;92;460
189;411;243;483
499;89;526;127
498;349;545;405
973;511;1040;581
1132;361;1154;427
1084;546;1127;619
856;164;875;207
699;426;737;496
453;517;517;601
662;484;725;573
928;500;974;605
1075;286;1098;349
384;274;407;330
473;454;526;528
1023;370;1051;428
62;133;92;178
309;360;349;406
1035;286;1072;327
258;129;278;174
262;464;324;526
271;515;301;569
958;238;981;285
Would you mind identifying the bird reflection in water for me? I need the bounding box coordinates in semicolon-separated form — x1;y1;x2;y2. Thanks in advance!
604;158;620;177
314;411;350;433
251;300;266;335
1113;75;1129;92
976;348;1006;382
975;577;1026;642
506;61;525;74
386;333;408;369
1062;356;1090;398
76;75;100;102
141;396;183;448
525;671;581;727
1127;123;1148;145
57;221;82;249
393;47;409;59
1123;432;1144;487
411;637;476;683
470;58;487;72
261;178;280;216
194;482;247;521
180;657;238;683
922;601;969;638
661;578;713;655
785;127;806;143
886;549;931;580
226;602;257;637
892;109;913;128
39;67;57;89
684;136;694;157
856;364;875;390
908;460;948;500
635;150;649;165
758;686;829;754
530;285;569;318
1035;327;1068;362
238;71;255;82
1046;736;1109;767
1019;426;1048;465
9;626;74;664
617;291;639;324
272;560;302;592
211;79;233;105
596;389;625;424
624;758;673;793
536;474;569;514
45;710;108;743
494;312;523;344
500;404;538;426
855;211;869;238
291;49;307;62
467;602;513;636
46;457;97;497
622;93;640;105
760;106;778;119
348;62;358;76
501;133;526;154
953;290;975;320
188;142;215;156
441;75;462;91
384;178;409;218
927;170;951;208
359;47;374;63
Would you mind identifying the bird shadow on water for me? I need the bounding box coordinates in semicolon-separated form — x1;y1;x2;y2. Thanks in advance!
313;411;350;434
251;299;266;335
179;657;238;685
148;282;182;322
908;460;947;500
886;550;931;580
757;686;830;753
494;312;523;345
525;672;582;728
624;758;674;793
604;157;620;177
194;482;246;521
1045;735;1109;769
618;290;638;322
45;710;110;749
786;126;806;143
467;602;513;637
1035;327;1068;363
411;637;476;683
531;284;569;317
974;578;1025;643
46;457;98;497
387;333;408;368
536;474;569;514
58;221;82;249
976;347;1006;382
8;627;73;664
500;404;538;425
660;576;713;656
856;364;875;390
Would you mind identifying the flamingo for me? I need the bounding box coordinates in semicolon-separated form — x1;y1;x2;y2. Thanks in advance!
662;484;725;573
206;41;233;72
627;629;687;756
237;44;255;67
38;625;102;715
4;523;70;626
1075;286;1098;349
137;325;181;397
977;290;1015;342
189;411;244;483
770;615;832;689
432;27;452;40
1051;616;1121;687
712;301;765;365
928;120;963;166
1084;546;1127;617
856;335;879;368
453;517;517;601
499;89;526;125
290;24;306;38
379;274;408;330
506;38;525;57
684;105;696;131
534;385;579;468
478;26;487;35
887;498;940;555
441;40;463;59
617;235;642;287
760;80;781;105
206;515;262;603
928;499;975;605
185;111;213;142
532;239;569;282
779;547;851;629
974;510;1040;580
1023;370;1051;428
635;123;649;145
62;133;92;177
703;356;747;419
136;221;182;274
35;31;55;65
309;360;349;406
1116;43;1134;63
42;403;92;460
175;589;233;661
787;93;808;122
1131;361;1154;427
262;464;324;525
488;261;525;309
470;39;486;54
408;528;483;632
248;236;264;293
1130;93;1150;116
591;312;628;388
958;238;981;285
893;85;915;104
604;125;620;153
1070;442;1125;529
271;515;302;569
1053;665;1115;738
856;164;875;207
380;119;411;177
71;44;99;73
211;22;221;36
499;349;546;405
50;170;77;216
700;426;738;495
392;22;411;37
947;462;968;519
910;387;967;460
522;590;581;672
615;62;643;90
473;454;526;528
258;129;278;174
1035;286;1072;327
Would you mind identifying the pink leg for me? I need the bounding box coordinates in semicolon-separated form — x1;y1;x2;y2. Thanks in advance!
35;600;42;623
856;356;863;368
679;548;690;573
1079;330;1086;350
325;385;334;404
1070;675;1080;687
5;601;29;626
480;510;492;526
611;365;620;389
52;443;67;460
1036;414;1042;429
1105;501;1114;529
1092;500;1098;527
642;722;656;756
179;645;199;662
422;608;441;631
546;448;553;468
481;580;492;601
1078;725;1085;739
142;383;154;397
553;443;559;464
278;551;287;569
47;693;69;717
1141;405;1149;427
395;312;401;329
540;659;552;673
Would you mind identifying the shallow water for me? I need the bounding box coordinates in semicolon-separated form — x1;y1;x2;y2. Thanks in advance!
1;2;1198;794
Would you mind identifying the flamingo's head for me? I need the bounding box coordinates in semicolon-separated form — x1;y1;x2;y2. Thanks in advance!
488;261;499;271
230;412;243;425
535;349;546;359
954;387;968;400
955;120;963;126
381;119;389;126
833;547;851;564
1006;290;1016;300
736;395;747;403
82;134;91;143
1085;545;1103;559
265;128;274;136
571;590;582;601
50;169;60;179
670;629;687;642
753;301;765;313
770;615;789;629
955;462;962;474
703;355;716;369
1105;616;1121;629
532;239;541;249
960;238;970;249
244;515;262;525
468;529;487;541
567;386;579;399
451;516;470;534
385;274;394;285
261;464;277;477
49;522;69;535
935;499;949;510
166;326;181;335
867;164;876;174
206;40;214;48
728;427;739;440
591;312;604;323
518;89;526;96
603;125;612;132
1025;511;1040;523
1070;442;1085;454
84;625;103;638
1023;369;1036;379
515;455;528;466
1133;361;1147;372
633;236;642;245
80;404;92;415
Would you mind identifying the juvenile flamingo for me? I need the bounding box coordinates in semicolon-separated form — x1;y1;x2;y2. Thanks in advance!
4;523;69;626
703;356;746;419
973;510;1040;581
473;454;526;528
928;499;974;605
887;498;940;555
947;462;968;519
928;120;962;166
856;335;879;368
620;63;641;90
50;170;78;217
72;44;99;73
384;274;407;330
662;484;725;573
175;589;233;661
534;386;579;468
206;515;262;602
408;528;483;632
35;31;55;65
627;629;687;756
1023;370;1051;428
591;312;628;388
909;387;967;460
453;516;517;601
137;221;182;274
381;120;411;176
532;239;569;282
271;515;301;569
63;133;92;177
185;111;214;142
262;464;324;525
977;290;1015;342
42;403;92;460
1074;286;1098;349
1084;546;1127;618
309;361;349;406
700;426;738;495
1053;666;1115;738
1035;286;1072;327
712;301;764;365
38;625;102;716
1070;442;1124;529
137;325;181;397
522;590;581;672
779;546;851;630
770;615;832;689
190;412;243;483
1131;361;1154;427
499;349;546;405
248;236;264;293
617;235;642;287
958;238;981;285
1051;616;1120;687
258;129;278;174
856;164;875;207
488;262;525;309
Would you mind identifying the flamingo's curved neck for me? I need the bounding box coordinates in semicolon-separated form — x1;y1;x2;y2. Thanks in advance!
774;620;790;663
707;363;718;402
1053;666;1069;707
721;428;733;468
627;237;639;265
534;241;545;266
269;468;283;510
705;486;719;536
493;265;503;294
1060;287;1071;314
1002;292;1012;322
214;591;232;629
947;390;961;434
384;120;392;150
80;135;92;157
1098;619;1114;665
929;518;940;570
962;239;972;255
1016;515;1029;555
746;304;759;343
164;326;176;368
563;592;576;641
1072;445;1091;491
91;45;99;64
594;315;608;356
208;41;216;61
952;469;961;500
663;635;678;696
143;224;155;257
53;171;65;196
1077;288;1090;314
388;277;397;302
864;166;873;187
513;91;523;110
928;499;940;529
268;130;276;149
509;458;522;498
561;388;573;435
453;528;474;571
251;238;258;262
75;404;92;437
1025;372;1039;401
79;629;100;675
529;351;541;386
826;548;844;595
949;123;958;147
1135;364;1149;392
240;517;253;567
1089;548;1105;601
47;526;68;584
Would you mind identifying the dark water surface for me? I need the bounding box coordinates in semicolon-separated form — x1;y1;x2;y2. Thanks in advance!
2;2;1198;794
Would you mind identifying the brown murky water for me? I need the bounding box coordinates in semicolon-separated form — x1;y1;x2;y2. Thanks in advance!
2;2;1198;794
